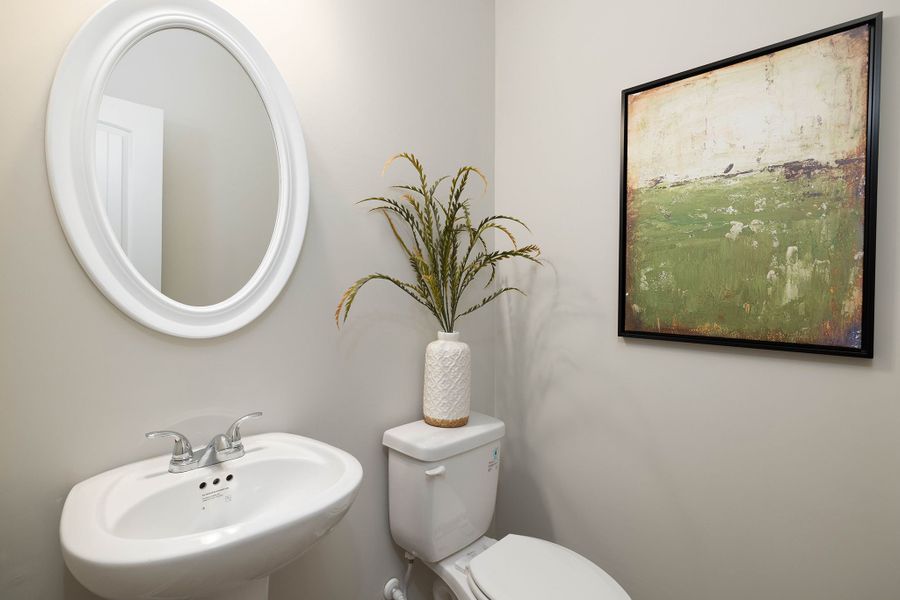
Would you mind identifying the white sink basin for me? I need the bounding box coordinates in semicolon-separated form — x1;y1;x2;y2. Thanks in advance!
60;433;363;599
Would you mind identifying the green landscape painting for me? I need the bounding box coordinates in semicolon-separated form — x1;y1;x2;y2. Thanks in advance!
623;25;871;350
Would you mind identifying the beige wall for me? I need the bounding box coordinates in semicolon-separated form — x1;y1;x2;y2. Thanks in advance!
494;2;900;600
105;28;279;306
0;1;493;598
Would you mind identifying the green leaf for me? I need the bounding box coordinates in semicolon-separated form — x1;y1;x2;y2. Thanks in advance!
336;153;542;331
336;273;438;327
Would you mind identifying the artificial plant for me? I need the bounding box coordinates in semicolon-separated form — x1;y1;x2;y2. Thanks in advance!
336;153;541;332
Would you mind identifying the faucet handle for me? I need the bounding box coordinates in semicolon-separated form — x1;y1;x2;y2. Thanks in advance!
225;412;262;451
145;430;194;464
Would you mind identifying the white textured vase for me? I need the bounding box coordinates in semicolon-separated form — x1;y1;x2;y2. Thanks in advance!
423;331;471;428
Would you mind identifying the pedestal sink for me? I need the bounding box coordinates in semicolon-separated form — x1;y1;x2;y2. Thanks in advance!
60;433;363;599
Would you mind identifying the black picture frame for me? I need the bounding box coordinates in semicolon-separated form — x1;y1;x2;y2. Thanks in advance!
618;13;882;358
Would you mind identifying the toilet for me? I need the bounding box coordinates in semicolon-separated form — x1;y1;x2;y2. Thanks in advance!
383;412;631;600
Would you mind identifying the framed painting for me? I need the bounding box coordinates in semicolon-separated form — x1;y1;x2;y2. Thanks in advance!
618;13;882;357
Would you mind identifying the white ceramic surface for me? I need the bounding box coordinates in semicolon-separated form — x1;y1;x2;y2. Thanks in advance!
383;412;505;462
385;414;632;600
468;535;632;600
385;413;502;563
423;331;472;426
60;433;362;599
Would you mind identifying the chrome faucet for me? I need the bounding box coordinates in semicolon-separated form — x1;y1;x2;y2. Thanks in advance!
146;412;262;473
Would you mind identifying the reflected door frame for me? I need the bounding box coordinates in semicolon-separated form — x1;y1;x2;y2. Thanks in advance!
96;95;164;289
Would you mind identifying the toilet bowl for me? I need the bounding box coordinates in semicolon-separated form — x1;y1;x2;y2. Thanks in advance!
428;534;630;600
383;413;631;600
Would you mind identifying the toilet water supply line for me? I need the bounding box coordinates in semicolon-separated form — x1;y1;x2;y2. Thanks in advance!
383;552;416;600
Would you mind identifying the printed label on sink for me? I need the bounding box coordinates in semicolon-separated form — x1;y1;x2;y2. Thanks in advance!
200;486;232;510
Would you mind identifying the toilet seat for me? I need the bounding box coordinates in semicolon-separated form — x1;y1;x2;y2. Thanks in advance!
466;535;630;600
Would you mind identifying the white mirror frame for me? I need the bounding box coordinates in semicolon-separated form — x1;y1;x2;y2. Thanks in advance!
46;0;308;338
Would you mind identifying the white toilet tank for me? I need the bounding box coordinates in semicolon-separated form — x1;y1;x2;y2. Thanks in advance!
383;412;505;563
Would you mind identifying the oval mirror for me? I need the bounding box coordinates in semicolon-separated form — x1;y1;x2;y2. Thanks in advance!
46;0;308;337
98;28;278;306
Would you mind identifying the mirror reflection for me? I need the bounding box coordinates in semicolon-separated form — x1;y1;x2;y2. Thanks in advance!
96;28;277;306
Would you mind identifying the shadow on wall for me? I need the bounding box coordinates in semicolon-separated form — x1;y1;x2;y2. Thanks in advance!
493;261;560;542
64;570;94;600
492;258;709;591
268;515;364;599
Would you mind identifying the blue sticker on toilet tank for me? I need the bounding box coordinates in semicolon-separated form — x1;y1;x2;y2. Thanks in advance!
488;446;500;471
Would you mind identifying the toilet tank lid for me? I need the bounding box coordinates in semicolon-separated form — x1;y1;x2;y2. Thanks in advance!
383;412;505;462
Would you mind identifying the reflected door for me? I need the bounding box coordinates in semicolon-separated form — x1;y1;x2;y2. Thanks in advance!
95;95;164;289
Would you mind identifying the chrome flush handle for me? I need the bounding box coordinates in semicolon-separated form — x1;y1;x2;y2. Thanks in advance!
225;412;262;452
145;430;194;464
